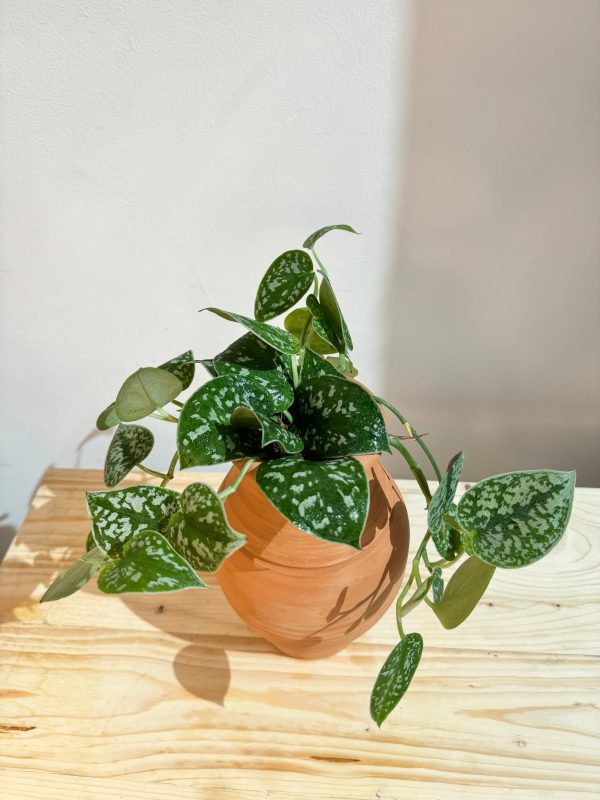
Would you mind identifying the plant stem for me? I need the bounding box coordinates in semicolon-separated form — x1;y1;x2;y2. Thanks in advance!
136;463;169;480
218;457;258;501
171;400;184;408
291;356;299;389
310;247;330;280
160;451;179;488
388;436;432;505
282;409;293;424
376;396;442;481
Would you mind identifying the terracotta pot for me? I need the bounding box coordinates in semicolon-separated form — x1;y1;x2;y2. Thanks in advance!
217;454;410;659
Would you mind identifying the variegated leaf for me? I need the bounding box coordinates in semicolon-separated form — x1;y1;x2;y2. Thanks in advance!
295;376;388;457
203;308;300;355
256;455;369;548
432;556;495;629
177;375;270;468
319;276;353;351
199;359;218;377
457;469;576;568
230;406;303;454
370;633;423;726
305;294;341;350
87;485;180;556
431;503;462;561
300;348;343;381
159;350;195;390
166;483;246;572
115;367;183;422
96;402;120;431
428;452;464;558
213;333;293;412
97;530;207;594
254;250;314;321
40;546;107;603
284;307;337;354
302;224;359;250
104;423;154;488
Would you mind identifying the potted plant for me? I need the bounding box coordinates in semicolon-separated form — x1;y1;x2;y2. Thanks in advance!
41;224;576;726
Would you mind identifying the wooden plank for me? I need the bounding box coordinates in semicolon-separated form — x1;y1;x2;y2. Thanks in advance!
0;468;598;799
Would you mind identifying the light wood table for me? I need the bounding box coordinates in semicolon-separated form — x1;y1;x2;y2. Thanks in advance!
0;468;598;799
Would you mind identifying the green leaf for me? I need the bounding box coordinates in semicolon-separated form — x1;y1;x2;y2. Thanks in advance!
87;485;180;556
432;556;495;629
166;483;246;572
97;530;207;594
299;348;343;381
230;406;304;454
319;276;353;351
327;355;358;377
432;573;444;604
159;350;195;390
177;375;272;468
370;633;423;726
284;308;337;355
254;250;314;321
305;294;342;350
302;224;359;250
203;308;300;355
104;423;154;488
397;579;431;619
96;402;120;431
295;376;388;457
115;367;183;422
256;455;369;548
199;359;218;377
457;469;576;569
40;546;106;603
213;333;293;412
428;453;464;559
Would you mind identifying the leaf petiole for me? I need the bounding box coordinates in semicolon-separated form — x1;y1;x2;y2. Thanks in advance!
218;456;258;501
376;397;442;481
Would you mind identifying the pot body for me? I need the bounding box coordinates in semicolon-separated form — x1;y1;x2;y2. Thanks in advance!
217;454;409;659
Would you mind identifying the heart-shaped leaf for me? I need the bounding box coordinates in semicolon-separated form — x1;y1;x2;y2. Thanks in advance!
254;250;314;321
457;469;576;568
319;276;353;351
115;367;183;422
256;455;369;548
306;294;342;350
104;423;154;488
302;224;359;250
159;350;195;390
40;546;106;603
213;333;293;412
166;483;246;572
295;376;388;457
432;556;495;629
97;530;206;594
300;348;343;381
230;406;304;454
96;402;120;431
203;308;300;355
370;633;423;727
87;485;180;556
284;308;337;354
178;375;272;468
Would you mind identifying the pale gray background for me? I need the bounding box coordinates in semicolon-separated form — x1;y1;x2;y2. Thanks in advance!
1;0;599;557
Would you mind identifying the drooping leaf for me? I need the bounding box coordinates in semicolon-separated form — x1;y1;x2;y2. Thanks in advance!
213;333;293;412
203;308;300;355
254;250;314;321
166;483;246;572
318;276;353;351
96;402;120;431
40;546;106;603
431;502;463;560
256;455;369;548
177;375;273;468
104;424;154;488
327;355;358;377
428;452;464;560
97;530;206;594
432;556;495;629
87;485;180;556
457;469;576;569
284;307;337;354
396;579;431;619
300;348;343;381
159;350;195;390
230;406;303;454
305;294;341;351
115;367;183;422
431;571;444;604
370;633;423;726
302;224;359;250
295;376;388;457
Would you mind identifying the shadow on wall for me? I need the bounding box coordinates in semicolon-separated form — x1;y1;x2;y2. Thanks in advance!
383;0;600;486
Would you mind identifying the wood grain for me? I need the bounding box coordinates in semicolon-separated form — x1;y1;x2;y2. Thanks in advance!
0;468;598;799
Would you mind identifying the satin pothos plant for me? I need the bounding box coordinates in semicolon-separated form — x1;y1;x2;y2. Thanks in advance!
41;224;576;726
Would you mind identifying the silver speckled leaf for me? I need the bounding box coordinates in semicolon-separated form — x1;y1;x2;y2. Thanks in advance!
166;483;246;572
428;452;464;556
254;250;314;321
300;348;343;381
457;469;576;568
115;367;183;422
432;555;495;629
256;455;369;548
104;423;154;488
203;307;300;355
302;224;359;250
296;376;388;457
284;307;337;355
319;276;353;351
370;633;423;727
305;294;341;351
159;350;195;390
40;546;107;603
87;485;180;556
230;406;303;454
97;530;206;594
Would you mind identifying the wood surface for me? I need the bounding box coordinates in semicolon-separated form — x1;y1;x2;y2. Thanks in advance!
0;467;598;799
